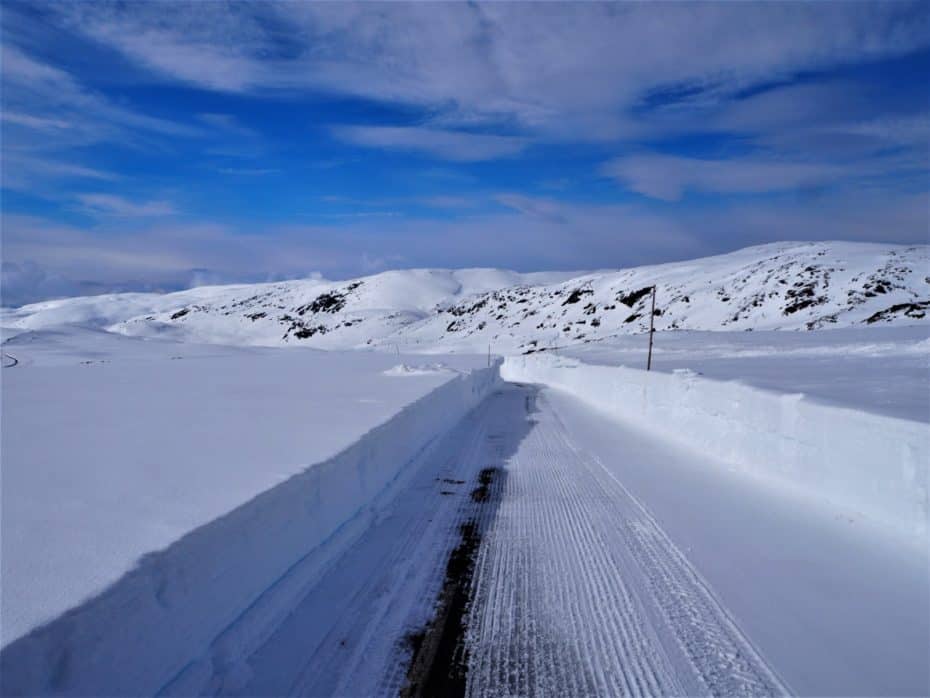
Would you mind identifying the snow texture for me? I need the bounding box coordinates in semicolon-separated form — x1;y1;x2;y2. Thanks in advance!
544;388;928;697
503;353;929;539
383;362;460;376
2;240;928;696
464;387;788;697
557;325;930;422
0;327;499;695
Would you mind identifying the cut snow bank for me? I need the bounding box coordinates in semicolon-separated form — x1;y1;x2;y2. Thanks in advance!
503;355;929;539
383;362;459;376
0;362;500;697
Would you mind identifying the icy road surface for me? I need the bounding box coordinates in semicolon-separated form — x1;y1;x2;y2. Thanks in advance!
223;384;927;697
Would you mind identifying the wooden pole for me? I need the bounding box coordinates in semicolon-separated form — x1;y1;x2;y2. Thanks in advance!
647;285;656;371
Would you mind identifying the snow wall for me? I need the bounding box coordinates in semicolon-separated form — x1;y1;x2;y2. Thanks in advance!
0;363;501;697
503;354;928;539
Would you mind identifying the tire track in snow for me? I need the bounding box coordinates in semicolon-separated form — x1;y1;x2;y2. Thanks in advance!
290;410;490;698
464;387;788;697
551;403;790;697
228;383;786;697
236;386;526;698
465;388;674;697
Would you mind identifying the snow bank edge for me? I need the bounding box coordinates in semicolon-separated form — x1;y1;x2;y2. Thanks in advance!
0;362;501;696
503;355;929;539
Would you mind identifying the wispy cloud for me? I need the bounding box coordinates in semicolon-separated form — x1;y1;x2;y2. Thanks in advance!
417;196;478;209
1;111;73;131
322;211;401;219
1;42;202;198
53;2;269;92
216;167;280;176
1;1;926;305
1;153;120;194
41;2;930;137
5;184;927;305
603;155;844;201
495;194;568;223
197;113;261;139
334;126;528;162
1;45;200;145
76;194;177;217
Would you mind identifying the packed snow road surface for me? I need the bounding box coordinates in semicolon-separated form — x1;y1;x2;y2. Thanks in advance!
464;387;786;697
227;384;783;697
238;383;925;697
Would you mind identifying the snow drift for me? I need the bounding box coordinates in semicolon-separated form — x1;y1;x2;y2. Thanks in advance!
0;362;501;697
503;354;929;539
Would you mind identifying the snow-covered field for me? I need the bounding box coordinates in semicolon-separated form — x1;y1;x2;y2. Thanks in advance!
557;325;929;422
0;326;498;693
2;241;928;696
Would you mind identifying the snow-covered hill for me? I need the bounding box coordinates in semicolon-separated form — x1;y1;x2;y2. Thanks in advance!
3;242;927;352
396;242;930;352
395;241;930;354
1;269;579;348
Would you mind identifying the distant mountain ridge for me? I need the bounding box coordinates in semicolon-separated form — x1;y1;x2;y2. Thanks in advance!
3;242;927;354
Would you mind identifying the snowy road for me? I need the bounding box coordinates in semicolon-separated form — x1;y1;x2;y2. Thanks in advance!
464;388;785;696
220;384;790;697
200;383;925;697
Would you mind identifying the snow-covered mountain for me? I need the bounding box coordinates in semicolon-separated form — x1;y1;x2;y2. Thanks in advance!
3;242;927;353
394;241;930;354
1;269;580;348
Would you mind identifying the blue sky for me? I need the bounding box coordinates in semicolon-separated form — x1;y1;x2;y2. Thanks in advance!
2;1;928;305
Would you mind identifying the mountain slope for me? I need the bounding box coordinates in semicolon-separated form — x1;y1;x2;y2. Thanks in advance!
3;242;927;353
2;269;579;348
389;241;929;354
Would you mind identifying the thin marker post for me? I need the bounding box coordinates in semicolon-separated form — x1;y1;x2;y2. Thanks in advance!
647;285;656;371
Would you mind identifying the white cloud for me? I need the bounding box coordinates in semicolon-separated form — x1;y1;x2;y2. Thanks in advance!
197;113;261;139
0;43;204;200
216;167;279;176
418;196;477;209
3;185;926;305
1;260;81;307
0;42;205;201
603;155;845;201
76;194;177;217
1;2;926;303
2;153;117;188
1;45;200;145
1;111;72;131
495;194;568;223
42;2;930;138
2;215;204;282
837;114;930;147
335;126;528;161
615;76;925;172
1;153;121;195
54;2;268;92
